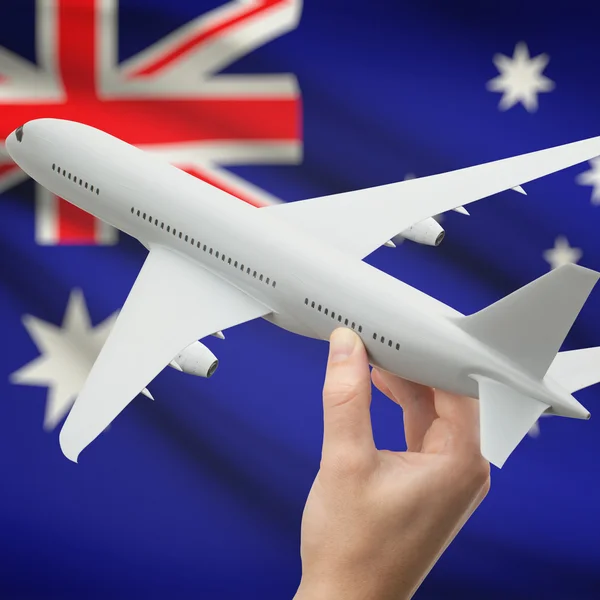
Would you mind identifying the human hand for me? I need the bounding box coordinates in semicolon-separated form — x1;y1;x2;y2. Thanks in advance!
294;327;490;600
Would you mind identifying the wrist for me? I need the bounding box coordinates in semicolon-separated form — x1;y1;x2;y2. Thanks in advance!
293;578;351;600
293;573;413;600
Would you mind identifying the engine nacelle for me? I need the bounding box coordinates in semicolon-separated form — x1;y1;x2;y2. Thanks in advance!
397;217;445;246
170;341;219;378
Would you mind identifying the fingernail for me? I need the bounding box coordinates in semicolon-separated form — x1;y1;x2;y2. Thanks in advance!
329;328;357;363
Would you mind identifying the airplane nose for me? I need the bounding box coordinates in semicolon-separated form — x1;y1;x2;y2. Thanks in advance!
5;125;24;163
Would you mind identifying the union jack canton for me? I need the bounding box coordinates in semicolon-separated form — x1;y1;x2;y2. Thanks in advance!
0;0;303;245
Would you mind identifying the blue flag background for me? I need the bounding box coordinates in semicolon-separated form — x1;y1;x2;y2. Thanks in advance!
1;1;600;598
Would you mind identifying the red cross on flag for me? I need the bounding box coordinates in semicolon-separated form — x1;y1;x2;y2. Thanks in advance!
0;0;302;245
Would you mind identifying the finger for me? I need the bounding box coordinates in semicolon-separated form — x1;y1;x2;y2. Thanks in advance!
322;327;376;463
372;368;436;452
435;390;481;452
421;390;481;456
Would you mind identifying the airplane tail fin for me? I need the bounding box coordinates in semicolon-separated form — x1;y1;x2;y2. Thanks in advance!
456;264;600;379
547;346;600;393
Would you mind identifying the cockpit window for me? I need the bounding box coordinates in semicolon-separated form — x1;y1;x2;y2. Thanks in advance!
15;126;23;142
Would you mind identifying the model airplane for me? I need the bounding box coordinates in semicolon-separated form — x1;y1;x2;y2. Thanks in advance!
7;118;600;468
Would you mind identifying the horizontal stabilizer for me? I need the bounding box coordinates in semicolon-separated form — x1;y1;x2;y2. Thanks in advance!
547;347;600;393
473;375;549;468
457;265;600;379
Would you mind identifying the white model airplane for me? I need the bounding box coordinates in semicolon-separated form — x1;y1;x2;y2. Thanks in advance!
7;118;600;468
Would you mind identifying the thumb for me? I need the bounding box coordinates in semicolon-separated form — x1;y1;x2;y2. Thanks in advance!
322;328;375;462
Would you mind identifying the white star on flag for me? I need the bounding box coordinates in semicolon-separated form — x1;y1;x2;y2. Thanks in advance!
528;414;552;438
543;236;582;270
575;157;600;205
10;289;117;430
486;41;555;112
528;420;541;438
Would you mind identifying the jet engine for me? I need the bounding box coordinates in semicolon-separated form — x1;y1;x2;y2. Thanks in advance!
397;217;445;246
169;341;219;378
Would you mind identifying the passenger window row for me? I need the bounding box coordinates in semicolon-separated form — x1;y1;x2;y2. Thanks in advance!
131;206;277;288
304;297;400;351
373;331;400;351
53;163;99;195
304;298;363;333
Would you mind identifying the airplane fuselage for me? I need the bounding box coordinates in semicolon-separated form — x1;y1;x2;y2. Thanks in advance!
7;119;588;421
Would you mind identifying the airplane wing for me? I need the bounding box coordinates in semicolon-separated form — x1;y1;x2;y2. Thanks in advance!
264;135;600;259
59;245;272;462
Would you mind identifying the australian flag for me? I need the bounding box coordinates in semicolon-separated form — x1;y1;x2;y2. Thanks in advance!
1;1;599;598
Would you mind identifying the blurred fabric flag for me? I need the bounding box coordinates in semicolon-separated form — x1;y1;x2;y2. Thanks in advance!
1;1;600;598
